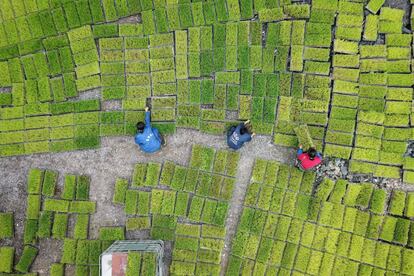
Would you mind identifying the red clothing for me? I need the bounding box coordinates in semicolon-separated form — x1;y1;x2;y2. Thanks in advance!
297;153;322;170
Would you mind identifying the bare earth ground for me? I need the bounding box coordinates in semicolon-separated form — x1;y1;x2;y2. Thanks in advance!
0;129;294;275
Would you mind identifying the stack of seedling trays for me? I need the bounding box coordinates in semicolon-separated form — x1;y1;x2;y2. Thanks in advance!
112;145;239;274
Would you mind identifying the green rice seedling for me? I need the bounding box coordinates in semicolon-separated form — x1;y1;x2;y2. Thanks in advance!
52;213;68;239
151;189;163;214
126;251;141;276
27;169;44;194
282;191;297;216
0;246;14;273
88;239;101;265
37;211;52;238
188;196;204;221
74;265;89;275
170;166;187;190
190;145;215;171
26;195;41;220
226;152;240;177
161;190;176;215
380;216;397;242
329;179;348;203
76;240;89;265
42;170;58;196
334;39;358;54
402;248;414;274
319;253;335;275
394;218;410;245
126;217;151;231
405;193;414;217
374;242;389;269
23;219;38;244
99;227;125;241
132;163;147;187
0;212;13;238
174;192;189;217
159;161;175;186
144;163;161;187
44;199;70;213
366;215;384;239
49;263;64;276
355;183;374;208
364;15;379;41
14;245;38;273
280;242;298;269
324;228;340;254
367;0;385;13
370;188;387;214
348;235;364;261
293;245;310;272
136;191;150;215
312;226;329;251
61;238;77;264
152;215;177;231
74;214;89;240
354;210;370;236
315;178;335;201
76;175;90;200
389;190;406;216
176;223;201;239
387;244;402;271
213;202;228;226
336;232;351;257
342;207;357;232
113;178;128;205
61;175;76;200
69;201;96;214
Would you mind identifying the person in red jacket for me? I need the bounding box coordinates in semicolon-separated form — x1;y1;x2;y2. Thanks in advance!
296;144;322;171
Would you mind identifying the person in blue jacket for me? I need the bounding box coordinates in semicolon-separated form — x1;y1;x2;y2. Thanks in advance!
135;107;166;153
227;120;255;150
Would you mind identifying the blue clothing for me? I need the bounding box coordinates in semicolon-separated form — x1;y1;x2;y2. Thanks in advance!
297;148;322;158
227;123;252;150
134;111;162;153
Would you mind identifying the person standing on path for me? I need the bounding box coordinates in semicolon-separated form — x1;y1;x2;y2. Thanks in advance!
295;144;322;171
135;106;166;153
227;120;255;150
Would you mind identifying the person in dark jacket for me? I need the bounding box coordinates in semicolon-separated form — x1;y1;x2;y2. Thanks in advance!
296;144;322;171
227;120;255;150
134;107;165;153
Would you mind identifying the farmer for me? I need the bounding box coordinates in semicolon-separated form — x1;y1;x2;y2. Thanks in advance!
227;120;255;150
135;106;166;153
296;144;323;171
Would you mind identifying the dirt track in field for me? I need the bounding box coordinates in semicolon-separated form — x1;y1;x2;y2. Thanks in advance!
0;129;294;275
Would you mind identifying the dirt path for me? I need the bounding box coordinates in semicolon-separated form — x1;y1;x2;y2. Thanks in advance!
0;129;294;275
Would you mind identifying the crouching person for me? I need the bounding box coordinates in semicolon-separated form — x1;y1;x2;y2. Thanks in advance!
227;120;255;150
295;144;322;171
135;107;166;153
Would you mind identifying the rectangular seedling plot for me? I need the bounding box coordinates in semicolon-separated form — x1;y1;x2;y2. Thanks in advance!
113;178;128;205
52;213;68;239
76;175;90;200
